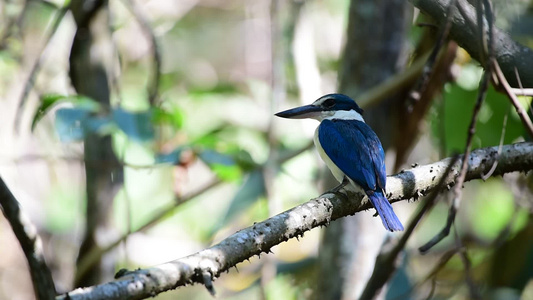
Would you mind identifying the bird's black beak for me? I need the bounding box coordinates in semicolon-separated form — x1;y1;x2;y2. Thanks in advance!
275;104;322;119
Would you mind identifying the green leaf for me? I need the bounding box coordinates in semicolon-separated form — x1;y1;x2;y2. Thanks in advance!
112;108;155;142
232;149;257;171
210;164;242;182
55;108;91;142
188;82;239;96
220;170;265;227
193;126;228;148
198;149;235;166
32;94;100;131
33;94;66;131
471;179;529;241
431;84;526;155
152;106;184;129
155;147;186;164
54;108;113;142
198;149;242;181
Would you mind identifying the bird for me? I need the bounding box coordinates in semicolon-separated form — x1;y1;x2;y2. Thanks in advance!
275;93;404;232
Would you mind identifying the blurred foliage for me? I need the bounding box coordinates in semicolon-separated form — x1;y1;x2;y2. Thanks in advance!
430;64;528;156
219;170;266;229
45;183;84;233
471;179;529;241
0;0;532;299
35;94;157;143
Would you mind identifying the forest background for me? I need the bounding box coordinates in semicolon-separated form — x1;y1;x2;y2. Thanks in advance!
1;0;533;299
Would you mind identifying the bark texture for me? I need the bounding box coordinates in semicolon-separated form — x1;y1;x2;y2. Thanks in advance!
57;142;533;300
69;0;124;287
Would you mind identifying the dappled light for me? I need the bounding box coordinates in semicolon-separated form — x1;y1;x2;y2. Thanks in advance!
0;0;532;299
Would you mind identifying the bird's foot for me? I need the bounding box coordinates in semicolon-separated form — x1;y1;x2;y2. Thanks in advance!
324;177;350;199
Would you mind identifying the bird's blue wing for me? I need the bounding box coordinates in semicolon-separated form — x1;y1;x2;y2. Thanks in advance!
318;119;402;231
318;119;386;192
358;121;387;191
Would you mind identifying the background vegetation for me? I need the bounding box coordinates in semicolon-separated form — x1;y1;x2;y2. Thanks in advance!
0;0;532;299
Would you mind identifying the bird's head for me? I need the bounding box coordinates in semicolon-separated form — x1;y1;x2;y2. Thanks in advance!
275;94;364;121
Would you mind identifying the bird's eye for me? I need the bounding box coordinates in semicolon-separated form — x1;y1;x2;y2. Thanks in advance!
322;98;335;108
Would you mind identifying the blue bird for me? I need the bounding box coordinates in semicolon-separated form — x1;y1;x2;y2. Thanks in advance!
275;93;404;231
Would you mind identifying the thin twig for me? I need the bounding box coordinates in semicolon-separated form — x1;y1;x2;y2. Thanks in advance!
121;0;161;106
15;7;68;132
416;22;439;29
493;60;533;138
0;177;56;299
453;226;481;299
357;51;432;108
512;67;533;126
424;279;437;300
482;0;494;60
438;93;447;158
475;0;488;65
455;0;477;34
481;109;508;180
74;142;313;282
419;0;495;252
424;249;458;283
419;71;490;253
0;0;30;48
514;67;524;90
74;178;222;283
407;0;456;109
391;248;458;300
510;88;533;97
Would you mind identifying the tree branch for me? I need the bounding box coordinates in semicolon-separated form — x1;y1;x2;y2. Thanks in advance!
492;60;533;138
56;142;533;300
15;6;68;132
74;142;313;280
69;0;124;287
410;0;533;88
122;0;161;106
0;177;56;299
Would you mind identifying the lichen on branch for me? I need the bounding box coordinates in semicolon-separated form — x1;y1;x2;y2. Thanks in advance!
58;142;533;300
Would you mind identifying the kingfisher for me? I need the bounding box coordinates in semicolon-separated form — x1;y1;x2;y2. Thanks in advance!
275;93;404;231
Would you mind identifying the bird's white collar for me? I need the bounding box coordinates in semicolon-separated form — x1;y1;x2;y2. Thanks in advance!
318;109;365;122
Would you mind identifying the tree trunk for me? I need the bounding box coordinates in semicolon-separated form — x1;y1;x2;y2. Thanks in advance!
69;0;124;287
315;0;411;299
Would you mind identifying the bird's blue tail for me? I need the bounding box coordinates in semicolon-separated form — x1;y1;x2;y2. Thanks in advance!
367;191;404;232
